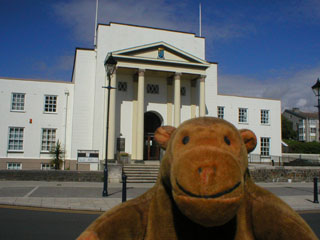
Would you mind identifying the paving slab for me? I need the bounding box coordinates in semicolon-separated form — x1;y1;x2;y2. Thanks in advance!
0;181;319;212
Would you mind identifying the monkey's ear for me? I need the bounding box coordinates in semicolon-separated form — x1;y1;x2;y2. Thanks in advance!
239;129;257;153
154;126;176;149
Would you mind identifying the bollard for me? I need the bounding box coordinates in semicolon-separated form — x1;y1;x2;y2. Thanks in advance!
314;177;319;204
122;174;127;202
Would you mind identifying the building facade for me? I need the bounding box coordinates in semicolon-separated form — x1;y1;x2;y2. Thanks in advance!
283;108;319;142
0;22;282;170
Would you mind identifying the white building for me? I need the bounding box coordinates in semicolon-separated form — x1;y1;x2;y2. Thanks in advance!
0;22;282;171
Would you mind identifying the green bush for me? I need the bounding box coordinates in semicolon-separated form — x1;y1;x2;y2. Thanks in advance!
284;139;320;153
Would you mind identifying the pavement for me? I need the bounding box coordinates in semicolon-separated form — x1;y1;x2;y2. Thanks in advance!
0;181;319;212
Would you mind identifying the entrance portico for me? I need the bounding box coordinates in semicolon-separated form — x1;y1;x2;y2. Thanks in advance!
104;42;210;162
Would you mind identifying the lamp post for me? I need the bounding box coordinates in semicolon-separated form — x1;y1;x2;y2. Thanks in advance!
102;54;117;197
311;78;320;141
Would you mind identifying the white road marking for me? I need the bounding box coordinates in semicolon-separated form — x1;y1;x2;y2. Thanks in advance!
23;186;40;198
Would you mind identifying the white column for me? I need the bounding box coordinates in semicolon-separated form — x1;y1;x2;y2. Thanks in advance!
174;72;181;127
107;70;117;160
131;74;138;160
167;78;173;126
136;69;145;161
199;75;206;117
190;79;197;118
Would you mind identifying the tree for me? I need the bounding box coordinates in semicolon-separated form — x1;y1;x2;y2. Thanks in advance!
282;115;297;140
50;140;64;170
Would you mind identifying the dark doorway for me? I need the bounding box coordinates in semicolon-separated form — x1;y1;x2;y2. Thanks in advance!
144;111;162;160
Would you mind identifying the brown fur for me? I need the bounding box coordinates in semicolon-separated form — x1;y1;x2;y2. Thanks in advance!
78;117;318;240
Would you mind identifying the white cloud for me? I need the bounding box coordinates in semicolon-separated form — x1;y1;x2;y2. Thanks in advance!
52;0;199;44
218;65;320;112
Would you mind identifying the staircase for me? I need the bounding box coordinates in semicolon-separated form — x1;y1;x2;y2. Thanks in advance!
122;163;160;183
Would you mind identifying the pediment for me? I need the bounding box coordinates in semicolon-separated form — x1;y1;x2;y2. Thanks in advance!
111;42;208;65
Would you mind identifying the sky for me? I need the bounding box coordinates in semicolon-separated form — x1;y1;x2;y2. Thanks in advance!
0;0;320;112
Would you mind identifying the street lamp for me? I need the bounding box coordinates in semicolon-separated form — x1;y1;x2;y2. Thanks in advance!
311;78;320;141
102;54;117;197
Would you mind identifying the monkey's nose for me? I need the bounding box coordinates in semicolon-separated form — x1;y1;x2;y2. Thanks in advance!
198;167;216;185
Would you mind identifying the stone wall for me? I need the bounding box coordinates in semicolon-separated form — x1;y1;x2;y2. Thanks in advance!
0;165;122;183
0;166;319;183
249;167;320;182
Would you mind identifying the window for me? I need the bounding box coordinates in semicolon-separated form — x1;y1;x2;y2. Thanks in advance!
180;87;186;96
218;106;224;119
299;128;305;134
41;163;53;170
260;137;270;156
7;162;22;170
41;129;56;152
311;128;317;134
147;84;159;94
118;82;127;92
44;95;57;113
261;110;269;124
11;93;25;111
8;127;24;151
239;108;248;123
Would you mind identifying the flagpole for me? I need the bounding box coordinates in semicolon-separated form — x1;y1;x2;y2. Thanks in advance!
94;0;99;47
199;2;202;37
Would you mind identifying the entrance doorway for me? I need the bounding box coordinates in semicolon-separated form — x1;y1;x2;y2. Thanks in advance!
144;111;163;160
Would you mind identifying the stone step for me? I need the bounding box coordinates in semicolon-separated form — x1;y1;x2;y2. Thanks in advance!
125;179;157;183
125;172;158;176
122;164;160;183
126;176;158;180
123;169;159;173
123;165;160;169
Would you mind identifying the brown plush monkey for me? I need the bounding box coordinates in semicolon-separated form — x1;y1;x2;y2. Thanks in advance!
78;117;318;240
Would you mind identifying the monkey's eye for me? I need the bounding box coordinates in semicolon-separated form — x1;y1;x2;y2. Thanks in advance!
182;136;189;145
224;136;231;145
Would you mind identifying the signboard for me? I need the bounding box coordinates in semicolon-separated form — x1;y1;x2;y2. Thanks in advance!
77;150;99;163
117;138;125;152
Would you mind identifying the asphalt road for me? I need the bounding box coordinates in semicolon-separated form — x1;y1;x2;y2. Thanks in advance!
0;206;319;240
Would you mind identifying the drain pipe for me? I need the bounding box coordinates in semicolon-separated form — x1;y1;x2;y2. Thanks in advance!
63;90;69;170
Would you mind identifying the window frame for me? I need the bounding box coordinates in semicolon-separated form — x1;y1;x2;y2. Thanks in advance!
217;106;224;119
238;108;248;123
260;137;270;157
41;128;57;153
118;82;127;92
261;109;270;125
7;162;22;170
41;163;53;170
11;93;26;112
7;127;24;152
146;84;160;94
44;95;58;113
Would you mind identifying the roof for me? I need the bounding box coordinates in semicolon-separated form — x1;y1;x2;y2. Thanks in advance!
283;109;318;120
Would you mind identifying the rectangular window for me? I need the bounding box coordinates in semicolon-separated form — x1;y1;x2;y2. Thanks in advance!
11;93;25;111
44;95;57;113
218;106;224;119
260;137;270;156
311;128;317;134
146;84;159;94
7;162;22;170
261;110;269;124
239;108;248;123
41;128;56;152
118;82;127;92
41;163;53;170
180;87;186;96
8;127;24;151
299;128;305;134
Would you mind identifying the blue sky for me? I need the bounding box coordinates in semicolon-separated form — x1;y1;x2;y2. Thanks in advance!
1;0;320;111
